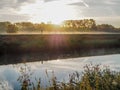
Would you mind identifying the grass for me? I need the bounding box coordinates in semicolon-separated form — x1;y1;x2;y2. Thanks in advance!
0;34;120;64
18;64;120;90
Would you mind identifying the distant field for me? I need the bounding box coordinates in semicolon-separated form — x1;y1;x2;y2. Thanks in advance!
0;34;120;64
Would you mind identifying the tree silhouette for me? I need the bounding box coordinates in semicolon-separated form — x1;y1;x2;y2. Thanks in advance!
6;24;18;33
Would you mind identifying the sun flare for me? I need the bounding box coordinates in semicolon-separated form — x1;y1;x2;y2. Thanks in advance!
19;0;78;24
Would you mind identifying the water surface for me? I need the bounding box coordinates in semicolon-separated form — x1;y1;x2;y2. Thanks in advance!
0;54;120;89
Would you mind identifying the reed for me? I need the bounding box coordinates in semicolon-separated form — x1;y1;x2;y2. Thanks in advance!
18;64;120;90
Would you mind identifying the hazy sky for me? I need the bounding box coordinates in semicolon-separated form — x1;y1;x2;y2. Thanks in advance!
0;0;120;27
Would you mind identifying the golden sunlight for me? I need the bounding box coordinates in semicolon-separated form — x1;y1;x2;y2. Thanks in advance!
19;0;78;24
40;2;76;24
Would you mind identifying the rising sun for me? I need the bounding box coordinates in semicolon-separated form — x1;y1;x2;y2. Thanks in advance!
19;0;77;25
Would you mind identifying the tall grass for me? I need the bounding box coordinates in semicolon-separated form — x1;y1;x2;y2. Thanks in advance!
17;64;120;90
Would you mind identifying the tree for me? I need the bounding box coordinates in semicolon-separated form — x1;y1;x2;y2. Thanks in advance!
0;22;11;33
6;24;18;33
97;24;115;32
62;19;96;30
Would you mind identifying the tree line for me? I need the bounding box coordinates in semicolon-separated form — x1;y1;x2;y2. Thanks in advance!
0;19;120;33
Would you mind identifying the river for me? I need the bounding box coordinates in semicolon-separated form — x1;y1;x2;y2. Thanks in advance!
0;54;120;90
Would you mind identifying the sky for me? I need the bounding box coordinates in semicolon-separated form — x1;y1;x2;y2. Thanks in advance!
0;0;120;27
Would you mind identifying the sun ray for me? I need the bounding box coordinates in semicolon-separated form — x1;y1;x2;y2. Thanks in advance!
19;0;82;25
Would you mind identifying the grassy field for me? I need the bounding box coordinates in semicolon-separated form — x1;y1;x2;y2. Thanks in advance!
0;34;120;64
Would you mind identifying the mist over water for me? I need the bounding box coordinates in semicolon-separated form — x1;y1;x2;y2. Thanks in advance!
0;31;119;35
